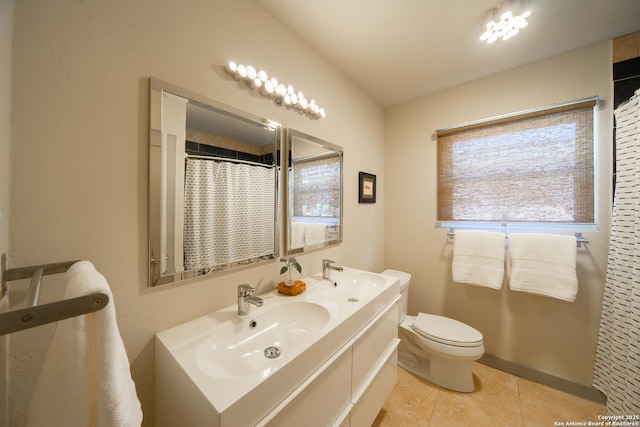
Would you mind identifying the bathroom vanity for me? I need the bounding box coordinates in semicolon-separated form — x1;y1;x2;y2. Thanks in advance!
155;268;400;427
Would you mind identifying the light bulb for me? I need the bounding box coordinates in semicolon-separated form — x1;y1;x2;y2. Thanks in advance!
226;61;238;74
264;80;274;94
257;70;268;82
237;64;247;79
246;66;256;80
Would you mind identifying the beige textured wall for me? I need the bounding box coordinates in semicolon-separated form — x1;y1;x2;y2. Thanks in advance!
8;1;384;425
1;2;14;427
384;41;613;386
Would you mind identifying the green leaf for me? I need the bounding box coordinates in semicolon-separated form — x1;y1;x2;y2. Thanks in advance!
280;266;288;275
293;259;302;274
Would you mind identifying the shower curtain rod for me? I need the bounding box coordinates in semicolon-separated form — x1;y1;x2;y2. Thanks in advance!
185;153;274;168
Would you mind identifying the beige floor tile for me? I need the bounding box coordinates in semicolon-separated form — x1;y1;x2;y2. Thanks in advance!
518;378;605;427
373;367;440;426
374;364;606;427
430;364;523;427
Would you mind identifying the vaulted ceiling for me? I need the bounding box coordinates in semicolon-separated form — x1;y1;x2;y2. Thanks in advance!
258;0;640;106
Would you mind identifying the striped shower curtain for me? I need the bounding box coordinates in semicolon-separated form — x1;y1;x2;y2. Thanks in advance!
593;89;640;414
183;158;275;270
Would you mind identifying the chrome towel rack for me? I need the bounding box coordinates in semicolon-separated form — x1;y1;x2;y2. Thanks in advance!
0;253;109;336
446;228;590;248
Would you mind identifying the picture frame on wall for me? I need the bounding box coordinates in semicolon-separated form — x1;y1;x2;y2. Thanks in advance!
358;172;376;204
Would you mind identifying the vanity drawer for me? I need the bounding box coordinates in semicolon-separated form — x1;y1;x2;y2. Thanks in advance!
259;345;352;427
350;345;399;427
351;300;399;399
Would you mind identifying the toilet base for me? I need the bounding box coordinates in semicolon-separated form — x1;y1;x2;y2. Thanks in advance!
398;348;476;392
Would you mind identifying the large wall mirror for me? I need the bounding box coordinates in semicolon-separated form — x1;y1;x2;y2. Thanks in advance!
285;129;343;255
149;77;280;287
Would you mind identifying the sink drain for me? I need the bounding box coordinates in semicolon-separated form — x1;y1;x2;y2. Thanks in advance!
348;297;359;303
264;346;281;359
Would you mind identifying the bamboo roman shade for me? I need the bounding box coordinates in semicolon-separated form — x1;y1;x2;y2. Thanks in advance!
291;153;341;217
437;99;596;224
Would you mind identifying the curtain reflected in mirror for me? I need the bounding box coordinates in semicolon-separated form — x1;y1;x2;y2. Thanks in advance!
286;129;343;254
149;78;280;287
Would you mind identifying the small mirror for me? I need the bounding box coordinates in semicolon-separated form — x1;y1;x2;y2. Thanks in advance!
285;129;343;254
149;78;280;287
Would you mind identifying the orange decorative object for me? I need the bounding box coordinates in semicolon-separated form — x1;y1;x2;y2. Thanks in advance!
277;280;306;296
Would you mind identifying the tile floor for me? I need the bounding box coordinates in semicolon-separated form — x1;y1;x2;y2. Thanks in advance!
373;363;605;427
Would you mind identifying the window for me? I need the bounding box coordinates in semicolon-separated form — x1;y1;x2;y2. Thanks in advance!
291;153;341;218
437;99;596;225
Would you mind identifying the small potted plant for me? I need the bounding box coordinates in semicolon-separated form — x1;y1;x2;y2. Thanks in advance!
278;257;306;296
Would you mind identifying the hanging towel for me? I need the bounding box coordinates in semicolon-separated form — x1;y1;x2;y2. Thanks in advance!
25;261;143;427
305;223;328;245
290;221;306;249
508;233;578;302
452;230;505;289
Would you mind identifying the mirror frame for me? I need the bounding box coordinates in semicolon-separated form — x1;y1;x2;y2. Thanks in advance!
149;77;281;287
284;128;343;255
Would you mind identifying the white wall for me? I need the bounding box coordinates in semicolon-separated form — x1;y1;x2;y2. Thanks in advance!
8;1;385;425
384;42;613;386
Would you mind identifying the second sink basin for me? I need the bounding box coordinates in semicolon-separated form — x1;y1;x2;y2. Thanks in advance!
195;301;330;379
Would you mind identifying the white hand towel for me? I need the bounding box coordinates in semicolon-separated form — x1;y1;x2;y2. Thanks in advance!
290;222;306;249
25;261;143;427
452;230;505;289
508;233;578;302
305;223;328;245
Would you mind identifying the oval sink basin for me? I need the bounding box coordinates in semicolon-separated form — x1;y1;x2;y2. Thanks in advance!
319;271;389;301
195;301;330;379
339;271;387;288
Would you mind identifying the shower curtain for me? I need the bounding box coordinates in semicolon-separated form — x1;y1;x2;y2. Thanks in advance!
183;158;275;270
593;89;640;414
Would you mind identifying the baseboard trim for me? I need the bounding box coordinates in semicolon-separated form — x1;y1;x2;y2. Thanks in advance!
478;354;606;404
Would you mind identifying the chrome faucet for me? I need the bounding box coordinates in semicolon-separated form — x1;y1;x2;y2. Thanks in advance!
322;259;343;280
237;284;263;315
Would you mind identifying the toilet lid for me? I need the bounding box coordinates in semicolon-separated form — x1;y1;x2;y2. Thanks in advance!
411;313;483;347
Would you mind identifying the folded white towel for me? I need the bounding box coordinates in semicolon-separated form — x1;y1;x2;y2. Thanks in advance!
305;223;328;245
25;261;143;427
508;233;578;302
290;222;306;249
452;230;505;290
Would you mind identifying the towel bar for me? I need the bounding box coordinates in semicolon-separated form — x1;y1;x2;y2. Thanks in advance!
0;253;110;336
446;229;590;248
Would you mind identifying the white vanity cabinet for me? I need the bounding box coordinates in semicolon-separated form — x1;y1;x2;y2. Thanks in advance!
258;299;399;427
155;269;400;427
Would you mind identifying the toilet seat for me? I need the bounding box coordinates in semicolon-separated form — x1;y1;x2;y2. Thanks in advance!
411;313;483;348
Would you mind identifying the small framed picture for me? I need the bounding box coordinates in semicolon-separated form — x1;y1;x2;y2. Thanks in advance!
359;172;376;204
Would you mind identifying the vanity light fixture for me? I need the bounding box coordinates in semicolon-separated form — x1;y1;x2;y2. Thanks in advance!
225;61;326;120
480;0;531;43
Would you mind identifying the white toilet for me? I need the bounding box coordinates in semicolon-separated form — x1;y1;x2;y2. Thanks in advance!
382;269;485;393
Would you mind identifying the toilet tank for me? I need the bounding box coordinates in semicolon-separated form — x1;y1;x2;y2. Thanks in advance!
381;269;411;322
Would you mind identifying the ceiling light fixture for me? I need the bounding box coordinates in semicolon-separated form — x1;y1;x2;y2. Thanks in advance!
480;0;531;43
224;61;326;119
